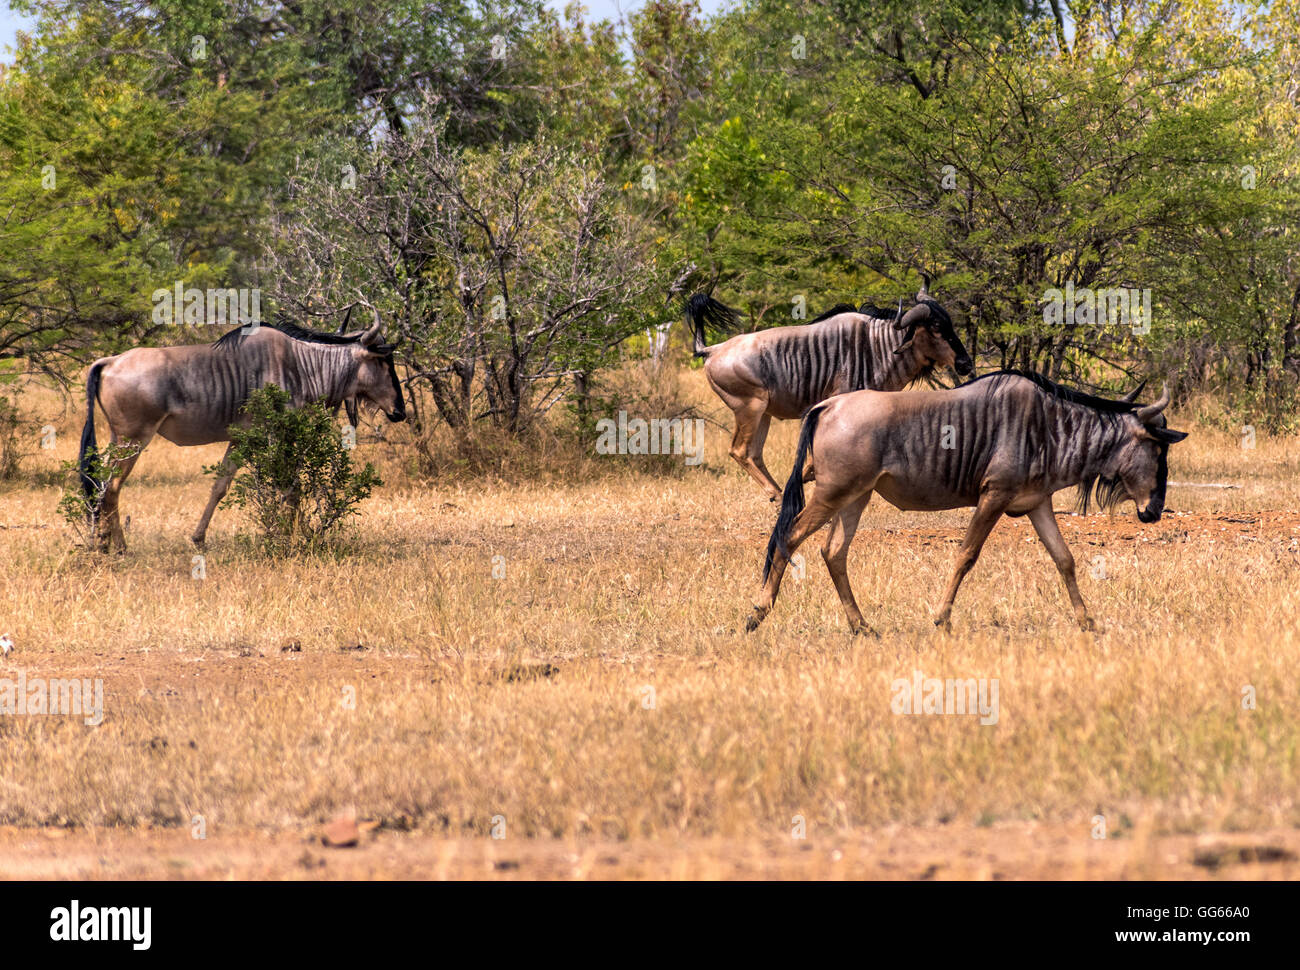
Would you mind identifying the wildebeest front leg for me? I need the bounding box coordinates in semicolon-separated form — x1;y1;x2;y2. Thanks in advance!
746;494;840;631
821;492;873;635
1027;499;1094;631
933;490;1012;628
192;442;238;548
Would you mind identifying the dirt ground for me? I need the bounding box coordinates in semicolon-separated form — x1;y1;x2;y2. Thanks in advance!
3;821;1298;880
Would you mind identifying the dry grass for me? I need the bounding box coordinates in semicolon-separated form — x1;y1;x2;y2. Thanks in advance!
1;368;1299;877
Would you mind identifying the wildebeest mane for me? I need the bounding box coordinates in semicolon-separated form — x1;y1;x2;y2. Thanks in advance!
809;303;859;323
961;369;1139;414
858;303;895;319
212;318;375;353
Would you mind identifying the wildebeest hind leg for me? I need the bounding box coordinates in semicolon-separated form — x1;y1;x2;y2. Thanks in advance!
730;401;781;500
192;441;238;548
1027;499;1094;631
932;490;1011;628
821;492;873;635
747;493;840;630
97;432;150;553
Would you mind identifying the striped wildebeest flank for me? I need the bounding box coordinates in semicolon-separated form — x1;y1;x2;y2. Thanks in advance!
687;281;975;500
745;371;1187;635
77;307;406;553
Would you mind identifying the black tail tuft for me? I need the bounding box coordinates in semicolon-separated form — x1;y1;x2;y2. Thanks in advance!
78;361;105;500
685;292;741;356
762;404;824;582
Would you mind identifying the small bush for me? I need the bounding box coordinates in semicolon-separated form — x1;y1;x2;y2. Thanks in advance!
214;384;381;553
56;441;138;548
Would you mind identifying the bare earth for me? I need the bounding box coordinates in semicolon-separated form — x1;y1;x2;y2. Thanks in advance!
3;822;1299;880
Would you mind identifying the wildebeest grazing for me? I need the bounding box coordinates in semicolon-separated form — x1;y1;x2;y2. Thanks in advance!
77;309;406;553
688;283;975;499
745;371;1188;634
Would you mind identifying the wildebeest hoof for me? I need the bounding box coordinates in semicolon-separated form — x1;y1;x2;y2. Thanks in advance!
849;623;879;639
191;535;206;549
744;610;765;633
1078;616;1097;632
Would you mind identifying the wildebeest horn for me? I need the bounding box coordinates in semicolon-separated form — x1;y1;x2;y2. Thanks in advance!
894;302;932;331
1120;379;1147;404
917;272;931;302
336;304;354;335
1135;384;1170;423
359;304;383;347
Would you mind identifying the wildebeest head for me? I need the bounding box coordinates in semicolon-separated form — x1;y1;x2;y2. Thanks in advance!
348;307;406;423
1102;384;1188;522
891;286;975;378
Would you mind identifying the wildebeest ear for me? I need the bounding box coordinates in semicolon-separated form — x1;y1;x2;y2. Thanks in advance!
1151;426;1188;444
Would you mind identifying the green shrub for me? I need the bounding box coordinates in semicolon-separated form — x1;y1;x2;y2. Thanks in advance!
214;384;381;552
56;441;138;548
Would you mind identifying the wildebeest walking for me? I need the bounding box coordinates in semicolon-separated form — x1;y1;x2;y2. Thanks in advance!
745;371;1187;634
687;283;975;499
77;309;406;553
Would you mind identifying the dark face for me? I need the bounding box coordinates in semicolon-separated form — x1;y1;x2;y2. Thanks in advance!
907;322;974;378
934;318;974;376
1117;419;1187;522
353;349;406;422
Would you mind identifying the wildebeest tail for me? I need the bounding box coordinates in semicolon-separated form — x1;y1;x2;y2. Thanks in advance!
762;403;824;582
78;360;106;499
685;293;740;356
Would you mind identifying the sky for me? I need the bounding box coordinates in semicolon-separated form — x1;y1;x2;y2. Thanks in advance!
0;2;735;61
0;6;34;61
549;0;730;20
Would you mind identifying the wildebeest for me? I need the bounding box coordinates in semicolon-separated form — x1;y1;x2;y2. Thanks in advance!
688;284;975;499
77;308;406;552
745;371;1187;634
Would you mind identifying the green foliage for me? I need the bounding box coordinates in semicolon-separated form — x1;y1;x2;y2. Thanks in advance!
55;440;138;548
214;385;381;553
680;0;1300;397
0;393;29;480
2;0;1299;416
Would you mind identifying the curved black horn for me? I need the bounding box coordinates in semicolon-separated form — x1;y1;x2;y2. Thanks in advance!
359;304;382;347
917;272;931;302
894;302;932;332
1120;379;1147;404
1135;384;1170;423
336;304;354;335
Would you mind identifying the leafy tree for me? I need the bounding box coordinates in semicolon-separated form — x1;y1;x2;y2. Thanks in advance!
266;107;666;435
